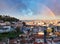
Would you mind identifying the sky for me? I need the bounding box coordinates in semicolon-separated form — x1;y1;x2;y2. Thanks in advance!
0;0;60;20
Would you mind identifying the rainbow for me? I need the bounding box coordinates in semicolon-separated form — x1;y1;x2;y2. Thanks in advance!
38;3;56;19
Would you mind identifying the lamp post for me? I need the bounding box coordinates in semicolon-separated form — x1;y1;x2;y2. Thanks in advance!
51;35;54;44
44;30;47;43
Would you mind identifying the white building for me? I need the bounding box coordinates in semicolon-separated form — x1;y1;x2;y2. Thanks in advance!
0;25;13;33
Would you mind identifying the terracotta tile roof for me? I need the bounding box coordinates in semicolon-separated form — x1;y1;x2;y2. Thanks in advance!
0;42;4;44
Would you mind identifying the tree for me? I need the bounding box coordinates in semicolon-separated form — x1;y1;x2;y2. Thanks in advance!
15;27;23;37
22;22;26;26
0;15;19;22
52;27;54;32
15;27;20;33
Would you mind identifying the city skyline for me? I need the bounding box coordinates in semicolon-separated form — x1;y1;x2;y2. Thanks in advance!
0;0;60;20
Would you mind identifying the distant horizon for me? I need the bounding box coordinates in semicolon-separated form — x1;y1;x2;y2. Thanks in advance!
0;14;60;21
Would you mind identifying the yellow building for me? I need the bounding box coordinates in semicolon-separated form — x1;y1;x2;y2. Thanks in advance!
47;27;52;33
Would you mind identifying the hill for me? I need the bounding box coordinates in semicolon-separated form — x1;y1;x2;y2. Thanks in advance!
0;15;19;22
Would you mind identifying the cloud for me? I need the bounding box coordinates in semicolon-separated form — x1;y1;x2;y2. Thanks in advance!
0;0;60;20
